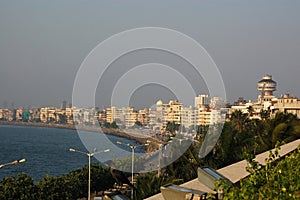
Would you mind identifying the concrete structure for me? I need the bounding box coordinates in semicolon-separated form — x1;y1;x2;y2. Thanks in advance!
148;98;227;132
210;96;225;109
148;100;182;132
2;109;15;121
106;107;116;124
271;93;300;117
195;94;210;108
138;108;149;126
166;100;182;125
122;107;137;128
40;107;68;123
60;100;68;110
97;110;107;124
258;75;276;96
30;108;41;122
65;107;74;125
257;74;277;103
229;75;300;120
7;109;14;121
149;100;167;132
181;106;197;130
15;108;23;121
196;109;212;126
105;106;138;128
145;139;300;200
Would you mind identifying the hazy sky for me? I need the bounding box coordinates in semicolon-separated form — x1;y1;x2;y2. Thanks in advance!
0;0;299;109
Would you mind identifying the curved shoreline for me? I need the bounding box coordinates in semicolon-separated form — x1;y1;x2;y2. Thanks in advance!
0;121;161;152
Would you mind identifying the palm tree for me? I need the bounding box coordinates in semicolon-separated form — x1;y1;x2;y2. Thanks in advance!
247;106;255;117
260;109;270;120
230;110;249;133
136;173;174;200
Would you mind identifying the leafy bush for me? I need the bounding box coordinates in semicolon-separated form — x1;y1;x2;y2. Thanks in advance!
218;145;300;200
0;163;114;200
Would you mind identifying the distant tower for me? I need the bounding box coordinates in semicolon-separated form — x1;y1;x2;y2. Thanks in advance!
195;94;210;108
61;100;67;110
257;75;277;97
258;75;277;97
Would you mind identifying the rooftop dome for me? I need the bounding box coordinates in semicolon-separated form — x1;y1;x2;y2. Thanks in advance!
258;75;276;84
258;74;277;96
156;100;163;106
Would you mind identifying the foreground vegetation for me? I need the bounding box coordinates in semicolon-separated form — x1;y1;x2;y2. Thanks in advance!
0;112;300;199
0;164;114;200
217;145;300;199
136;111;300;199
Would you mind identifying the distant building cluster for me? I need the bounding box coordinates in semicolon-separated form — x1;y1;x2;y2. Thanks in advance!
229;75;300;119
1;75;300;133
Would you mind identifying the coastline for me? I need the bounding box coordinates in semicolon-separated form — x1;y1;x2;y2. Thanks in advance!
0;121;161;152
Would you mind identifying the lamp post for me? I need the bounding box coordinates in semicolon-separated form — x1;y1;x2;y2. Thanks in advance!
170;136;186;145
0;158;26;169
117;141;150;199
170;135;200;145
157;143;163;178
69;148;110;200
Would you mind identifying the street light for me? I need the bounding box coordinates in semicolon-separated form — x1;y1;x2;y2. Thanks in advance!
170;135;200;145
116;141;150;199
170;136;187;145
69;148;110;200
0;158;26;169
157;143;163;178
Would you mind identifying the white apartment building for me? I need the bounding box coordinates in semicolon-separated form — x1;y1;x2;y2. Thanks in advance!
106;106;138;128
195;94;210;108
181;106;197;129
149;100;167;132
15;108;23;121
271;94;300;117
166;100;182;125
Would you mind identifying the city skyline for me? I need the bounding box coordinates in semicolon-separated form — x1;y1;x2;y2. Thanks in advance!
1;1;300;109
0;73;296;110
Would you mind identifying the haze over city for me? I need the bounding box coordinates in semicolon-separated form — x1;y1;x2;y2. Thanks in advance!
0;0;300;109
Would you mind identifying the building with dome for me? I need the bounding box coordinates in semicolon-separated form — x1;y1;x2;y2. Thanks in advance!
257;75;277;103
229;74;300;119
156;99;163;107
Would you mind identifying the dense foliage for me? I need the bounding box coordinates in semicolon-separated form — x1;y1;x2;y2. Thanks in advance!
203;111;300;168
217;145;300;199
134;111;300;199
0;163;114;200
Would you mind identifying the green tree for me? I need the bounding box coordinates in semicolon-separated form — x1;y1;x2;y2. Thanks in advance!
135;121;143;127
230;110;249;133
37;175;72;199
260;109;270;120
136;172;180;200
0;174;38;200
37;163;114;200
57;113;67;124
111;121;119;129
166;122;180;134
219;146;300;199
247;106;254;117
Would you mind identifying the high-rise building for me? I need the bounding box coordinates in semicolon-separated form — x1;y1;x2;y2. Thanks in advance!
181;106;197;129
61;100;68;110
195;94;210;108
